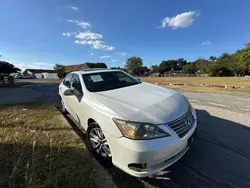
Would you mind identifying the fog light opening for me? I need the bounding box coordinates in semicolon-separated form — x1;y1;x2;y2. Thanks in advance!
128;163;147;172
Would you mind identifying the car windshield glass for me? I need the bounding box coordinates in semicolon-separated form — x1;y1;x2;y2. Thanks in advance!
82;71;140;92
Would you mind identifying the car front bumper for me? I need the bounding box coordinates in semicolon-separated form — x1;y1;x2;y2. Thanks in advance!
105;119;197;177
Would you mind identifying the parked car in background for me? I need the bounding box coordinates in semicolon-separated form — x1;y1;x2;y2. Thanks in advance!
59;69;197;177
18;75;35;79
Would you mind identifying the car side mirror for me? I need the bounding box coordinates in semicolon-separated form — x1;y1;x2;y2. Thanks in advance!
63;88;74;96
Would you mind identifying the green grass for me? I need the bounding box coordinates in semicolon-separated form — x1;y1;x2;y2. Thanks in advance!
0;104;98;188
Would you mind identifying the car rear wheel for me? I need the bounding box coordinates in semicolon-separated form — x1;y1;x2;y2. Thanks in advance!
87;122;111;159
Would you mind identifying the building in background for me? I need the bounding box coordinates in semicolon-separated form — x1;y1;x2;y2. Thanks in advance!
23;69;58;79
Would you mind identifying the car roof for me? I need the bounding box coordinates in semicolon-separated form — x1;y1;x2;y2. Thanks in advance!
72;69;122;75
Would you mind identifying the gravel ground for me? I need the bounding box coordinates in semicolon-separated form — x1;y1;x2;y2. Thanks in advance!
183;91;250;115
9;80;250;188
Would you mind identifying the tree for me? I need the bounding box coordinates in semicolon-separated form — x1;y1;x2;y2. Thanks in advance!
209;56;217;63
138;66;150;75
110;67;128;72
158;59;187;75
111;66;121;70
158;61;171;74
238;43;250;75
0;61;20;75
193;58;210;72
125;57;143;75
54;64;66;79
176;58;187;68
150;65;159;73
158;60;176;74
183;63;198;74
208;63;233;76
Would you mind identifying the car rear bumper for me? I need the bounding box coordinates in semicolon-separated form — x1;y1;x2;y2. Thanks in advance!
105;119;197;177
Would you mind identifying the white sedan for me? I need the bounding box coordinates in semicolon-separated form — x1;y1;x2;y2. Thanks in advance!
59;69;197;177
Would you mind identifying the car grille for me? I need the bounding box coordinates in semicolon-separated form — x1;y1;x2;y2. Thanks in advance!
167;108;194;138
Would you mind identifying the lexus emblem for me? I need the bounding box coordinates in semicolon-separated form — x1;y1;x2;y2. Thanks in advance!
185;118;192;127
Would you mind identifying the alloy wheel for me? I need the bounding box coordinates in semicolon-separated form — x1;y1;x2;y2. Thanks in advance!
89;128;111;158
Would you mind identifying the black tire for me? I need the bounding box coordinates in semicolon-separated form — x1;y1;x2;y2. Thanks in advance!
87;122;111;160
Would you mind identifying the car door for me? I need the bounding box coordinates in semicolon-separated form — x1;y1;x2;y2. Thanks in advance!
60;73;73;114
67;73;84;122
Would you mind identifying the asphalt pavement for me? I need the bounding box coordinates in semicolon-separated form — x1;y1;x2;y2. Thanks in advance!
9;80;250;188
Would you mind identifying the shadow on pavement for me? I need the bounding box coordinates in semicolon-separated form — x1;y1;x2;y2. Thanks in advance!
58;106;250;188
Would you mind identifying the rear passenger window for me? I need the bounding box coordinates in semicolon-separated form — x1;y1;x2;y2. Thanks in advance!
63;74;73;88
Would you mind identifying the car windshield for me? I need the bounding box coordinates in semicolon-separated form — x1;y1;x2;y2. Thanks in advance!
82;71;141;92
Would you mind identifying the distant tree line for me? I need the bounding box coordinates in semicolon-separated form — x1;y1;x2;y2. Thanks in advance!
111;43;250;77
54;42;250;78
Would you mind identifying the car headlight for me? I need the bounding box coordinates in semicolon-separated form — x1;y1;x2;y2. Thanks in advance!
113;118;170;140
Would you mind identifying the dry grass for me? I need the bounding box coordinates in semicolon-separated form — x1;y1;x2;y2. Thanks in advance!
167;85;250;95
20;79;62;83
0;104;97;188
141;77;250;95
141;77;250;87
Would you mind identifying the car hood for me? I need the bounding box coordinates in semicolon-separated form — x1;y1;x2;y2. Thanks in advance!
89;82;189;124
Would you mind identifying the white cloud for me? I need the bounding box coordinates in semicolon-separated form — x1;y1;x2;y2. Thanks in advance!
67;20;91;29
161;11;199;29
66;23;115;51
100;56;110;59
75;40;96;45
94;43;114;51
116;52;128;56
78;22;91;29
90;53;94;56
69;6;79;11
76;31;103;40
75;40;115;51
62;32;71;37
202;41;211;45
112;60;118;62
35;62;55;66
62;32;77;37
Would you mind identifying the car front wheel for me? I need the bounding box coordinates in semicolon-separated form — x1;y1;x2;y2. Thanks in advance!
87;122;111;159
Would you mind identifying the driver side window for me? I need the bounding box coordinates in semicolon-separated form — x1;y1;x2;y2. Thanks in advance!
71;74;83;94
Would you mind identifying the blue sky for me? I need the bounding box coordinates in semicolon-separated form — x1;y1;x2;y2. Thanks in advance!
0;0;250;70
